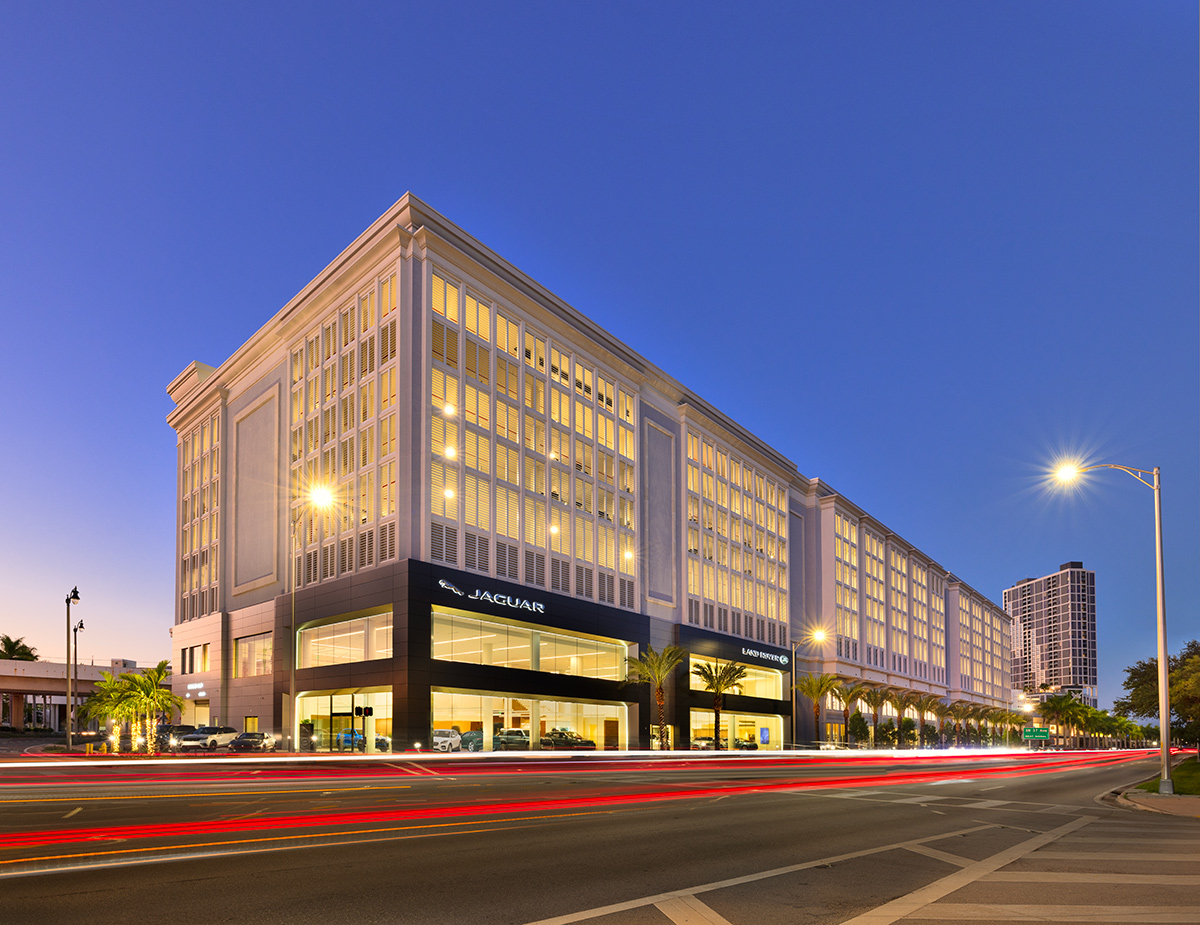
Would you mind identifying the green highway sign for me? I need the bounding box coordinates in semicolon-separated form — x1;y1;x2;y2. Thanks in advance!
1022;727;1050;740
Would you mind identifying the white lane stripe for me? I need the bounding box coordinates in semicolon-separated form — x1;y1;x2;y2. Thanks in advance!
655;895;735;925
1037;851;1200;860
63;807;82;819
902;843;973;868
983;870;1200;885
835;815;1096;925
911;903;1200;922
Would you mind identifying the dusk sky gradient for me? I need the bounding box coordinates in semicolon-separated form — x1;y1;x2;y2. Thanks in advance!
1;3;1195;712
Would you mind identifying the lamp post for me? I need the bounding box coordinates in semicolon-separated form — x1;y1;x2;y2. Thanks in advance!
288;485;334;752
72;619;84;737
1055;462;1173;794
64;586;80;748
790;628;827;749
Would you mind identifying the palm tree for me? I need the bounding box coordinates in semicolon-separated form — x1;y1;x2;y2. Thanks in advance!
932;700;953;747
970;705;993;747
692;660;747;750
858;687;889;749
80;671;135;753
796;673;842;747
1039;694;1084;749
887;690;921;748
0;635;38;660
626;645;686;750
1000;710;1025;747
948;701;974;747
913;694;943;749
834;682;871;746
122;661;183;753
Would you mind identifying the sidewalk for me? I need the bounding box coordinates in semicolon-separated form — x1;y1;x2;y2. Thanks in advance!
1120;789;1200;819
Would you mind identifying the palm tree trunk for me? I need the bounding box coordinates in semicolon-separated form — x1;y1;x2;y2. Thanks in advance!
656;684;667;750
714;696;723;750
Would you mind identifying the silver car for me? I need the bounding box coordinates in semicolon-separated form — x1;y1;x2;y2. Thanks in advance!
178;725;239;751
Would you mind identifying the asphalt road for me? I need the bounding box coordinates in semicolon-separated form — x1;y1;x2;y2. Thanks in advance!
0;750;1195;924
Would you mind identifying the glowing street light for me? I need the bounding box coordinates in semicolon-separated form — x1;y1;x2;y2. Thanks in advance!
288;484;335;751
790;624;830;748
1053;460;1173;794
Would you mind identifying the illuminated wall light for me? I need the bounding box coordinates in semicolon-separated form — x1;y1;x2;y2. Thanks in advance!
445;446;457;458
549;525;558;534
444;488;455;499
444;404;456;416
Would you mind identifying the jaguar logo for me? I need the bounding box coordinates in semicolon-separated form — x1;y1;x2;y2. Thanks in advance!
438;580;464;596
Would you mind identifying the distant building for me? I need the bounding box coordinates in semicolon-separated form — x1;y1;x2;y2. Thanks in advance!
1003;561;1097;708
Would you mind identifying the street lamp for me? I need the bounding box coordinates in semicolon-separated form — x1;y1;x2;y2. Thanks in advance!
64;587;80;748
1055;461;1173;794
288;484;335;751
791;627;828;749
72;619;84;738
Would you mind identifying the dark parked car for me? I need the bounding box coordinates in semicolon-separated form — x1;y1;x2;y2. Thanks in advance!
156;724;196;750
459;730;484;752
228;731;277;752
493;728;530;750
540;729;596;750
734;737;759;750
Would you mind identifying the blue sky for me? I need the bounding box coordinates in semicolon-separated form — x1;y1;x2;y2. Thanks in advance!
1;3;1195;711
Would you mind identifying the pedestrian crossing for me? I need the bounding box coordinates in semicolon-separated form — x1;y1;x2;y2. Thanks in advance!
522;803;1200;925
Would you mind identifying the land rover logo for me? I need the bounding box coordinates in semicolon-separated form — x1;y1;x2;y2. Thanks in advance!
439;579;546;614
742;646;788;666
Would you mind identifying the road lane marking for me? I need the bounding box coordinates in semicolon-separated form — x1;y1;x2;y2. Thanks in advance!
62;808;81;819
519;824;998;925
902;843;973;868
655;895;735;924
835;815;1095;925
983;870;1200;885
1037;851;1200;860
912;903;1200;922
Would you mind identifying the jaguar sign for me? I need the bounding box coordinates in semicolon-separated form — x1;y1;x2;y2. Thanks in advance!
438;579;546;614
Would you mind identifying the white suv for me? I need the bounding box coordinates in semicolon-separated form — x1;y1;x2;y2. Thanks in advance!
178;725;239;751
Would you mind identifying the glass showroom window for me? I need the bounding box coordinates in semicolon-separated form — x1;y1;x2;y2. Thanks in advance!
688;655;782;700
689;708;783;751
297;690;392;752
432;690;627;751
234;632;272;678
431;609;625;680
299;612;393;668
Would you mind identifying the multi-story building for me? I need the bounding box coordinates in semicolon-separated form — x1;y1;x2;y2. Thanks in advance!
791;482;1012;741
1003;561;1097;708
166;193;1011;751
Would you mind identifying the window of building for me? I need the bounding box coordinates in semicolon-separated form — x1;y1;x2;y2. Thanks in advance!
432;609;625;680
688;655;782;699
234;632;273;679
298;612;393;668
